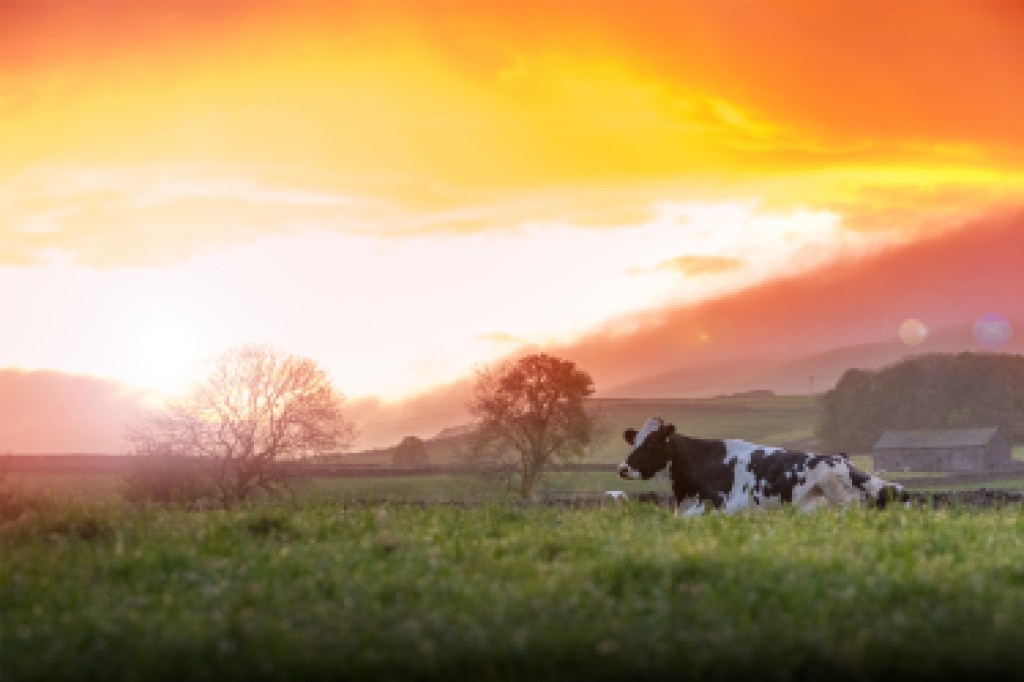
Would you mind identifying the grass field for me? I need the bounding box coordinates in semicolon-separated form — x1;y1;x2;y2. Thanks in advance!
3;496;1024;681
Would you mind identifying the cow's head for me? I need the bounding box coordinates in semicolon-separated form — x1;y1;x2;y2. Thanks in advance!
618;417;675;480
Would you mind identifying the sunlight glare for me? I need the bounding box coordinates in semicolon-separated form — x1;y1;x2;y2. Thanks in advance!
120;312;210;398
898;318;928;346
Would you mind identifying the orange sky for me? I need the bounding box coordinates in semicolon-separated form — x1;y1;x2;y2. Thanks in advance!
2;0;1023;408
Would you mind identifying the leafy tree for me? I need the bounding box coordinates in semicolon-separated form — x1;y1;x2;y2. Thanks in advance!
817;352;1024;452
468;353;595;501
393;436;429;467
126;345;356;506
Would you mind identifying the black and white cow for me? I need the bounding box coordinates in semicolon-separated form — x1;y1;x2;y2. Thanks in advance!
618;417;908;516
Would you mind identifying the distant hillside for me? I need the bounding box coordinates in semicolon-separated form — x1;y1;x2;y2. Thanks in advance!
603;322;1024;399
818;352;1024;452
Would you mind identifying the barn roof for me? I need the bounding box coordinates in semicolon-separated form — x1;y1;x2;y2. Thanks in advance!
874;427;1000;450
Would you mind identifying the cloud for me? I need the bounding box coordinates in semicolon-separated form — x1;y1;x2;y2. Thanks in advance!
0;369;149;453
315;204;1024;445
825;180;1024;237
0;199;873;401
478;332;524;345
4;1;1024;274
552;205;1024;393
0;165;382;266
636;255;746;278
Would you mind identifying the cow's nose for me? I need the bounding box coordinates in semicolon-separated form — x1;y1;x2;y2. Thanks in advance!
618;463;630;478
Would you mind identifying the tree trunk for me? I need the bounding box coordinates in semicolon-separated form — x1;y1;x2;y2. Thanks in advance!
518;451;542;502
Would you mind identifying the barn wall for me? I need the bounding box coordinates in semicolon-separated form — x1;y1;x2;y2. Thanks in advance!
874;430;1014;472
874;446;991;472
990;435;1012;466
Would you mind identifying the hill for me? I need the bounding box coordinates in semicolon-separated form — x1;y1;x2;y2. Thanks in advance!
603;322;1023;399
818;352;1024;452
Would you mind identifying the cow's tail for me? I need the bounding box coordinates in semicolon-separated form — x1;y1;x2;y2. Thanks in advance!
874;483;910;509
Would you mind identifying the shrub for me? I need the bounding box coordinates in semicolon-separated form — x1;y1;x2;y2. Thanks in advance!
392;436;429;467
120;453;219;507
0;483;48;525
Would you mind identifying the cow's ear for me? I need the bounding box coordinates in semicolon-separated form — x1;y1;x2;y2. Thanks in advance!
623;429;638;446
662;423;676;439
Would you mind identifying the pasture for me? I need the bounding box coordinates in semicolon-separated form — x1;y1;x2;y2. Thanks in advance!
3;496;1024;681
6;461;1024;505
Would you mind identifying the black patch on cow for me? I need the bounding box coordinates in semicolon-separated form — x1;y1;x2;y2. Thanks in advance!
875;485;909;509
746;450;814;503
623;426;737;508
848;468;872;490
845;460;901;506
806;454;839;469
621;424;675;480
658;437;735;508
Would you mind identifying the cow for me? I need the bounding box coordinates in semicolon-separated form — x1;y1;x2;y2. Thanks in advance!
617;417;908;516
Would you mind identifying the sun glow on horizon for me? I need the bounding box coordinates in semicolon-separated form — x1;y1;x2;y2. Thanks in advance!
0;199;891;402
117;311;212;397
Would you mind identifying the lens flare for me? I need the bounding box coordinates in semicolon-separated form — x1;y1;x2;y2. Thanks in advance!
898;318;927;346
973;313;1013;347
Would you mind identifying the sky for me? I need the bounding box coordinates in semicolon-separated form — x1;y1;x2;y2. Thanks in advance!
3;0;1024;410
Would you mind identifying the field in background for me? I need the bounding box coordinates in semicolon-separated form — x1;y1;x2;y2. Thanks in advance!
283;404;1024;500
5;443;1024;503
4;397;1021;503
586;393;820;460
340;392;819;466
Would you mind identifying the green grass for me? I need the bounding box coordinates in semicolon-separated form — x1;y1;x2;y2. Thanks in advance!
3;497;1024;681
300;473;514;503
301;470;655;503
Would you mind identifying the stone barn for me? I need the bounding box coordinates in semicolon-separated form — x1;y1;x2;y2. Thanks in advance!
873;427;1011;472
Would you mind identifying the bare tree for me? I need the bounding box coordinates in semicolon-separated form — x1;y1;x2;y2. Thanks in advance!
126;345;355;506
468;353;595;501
